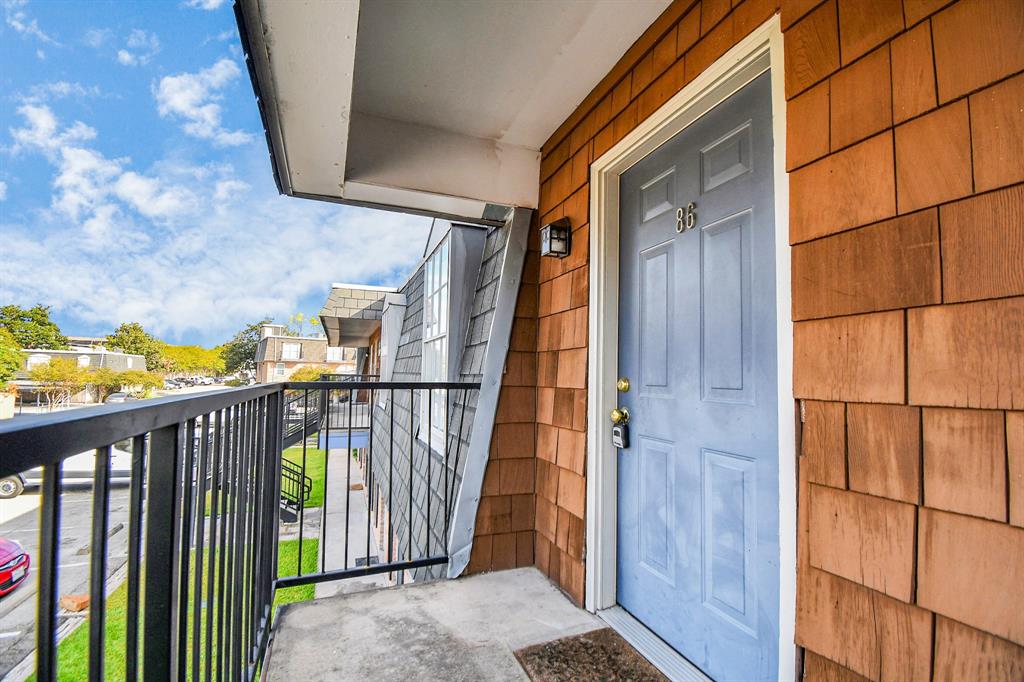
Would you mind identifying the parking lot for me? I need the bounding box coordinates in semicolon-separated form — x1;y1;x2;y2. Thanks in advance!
0;485;131;679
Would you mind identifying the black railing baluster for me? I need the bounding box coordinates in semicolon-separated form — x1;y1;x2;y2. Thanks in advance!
216;405;234;682
388;388;394;565
126;436;145;682
177;418;197;678
426;387;432;558
243;398;256;668
220;405;238;682
205;410;222;682
408;388;414;565
143;423;183;680
344;388;353;570
88;446;112;682
239;401;251;677
366;388;374;567
230;401;249;682
443;388;449;554
192;414;211;682
448;392;469;521
297;389;308;577
246;397;262;669
36;461;62;682
321;388;331;574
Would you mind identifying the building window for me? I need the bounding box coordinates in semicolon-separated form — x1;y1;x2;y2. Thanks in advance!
282;342;301;360
27;354;49;369
326;346;344;362
275;363;286;378
77;355;90;367
421;238;449;444
126;357;136;369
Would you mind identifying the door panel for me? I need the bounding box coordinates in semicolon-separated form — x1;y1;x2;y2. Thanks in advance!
640;241;673;392
616;71;778;682
701;210;754;404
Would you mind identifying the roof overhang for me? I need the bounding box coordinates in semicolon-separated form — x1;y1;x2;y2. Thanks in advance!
235;0;672;221
319;284;396;347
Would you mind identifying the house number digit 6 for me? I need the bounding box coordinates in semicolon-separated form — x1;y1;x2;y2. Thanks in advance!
676;202;697;233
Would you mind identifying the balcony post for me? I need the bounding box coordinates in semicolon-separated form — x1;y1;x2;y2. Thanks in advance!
142;423;183;681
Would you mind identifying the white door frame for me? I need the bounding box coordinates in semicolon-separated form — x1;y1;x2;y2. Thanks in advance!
585;16;796;682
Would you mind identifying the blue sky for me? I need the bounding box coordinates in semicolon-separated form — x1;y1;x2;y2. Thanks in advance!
0;0;432;347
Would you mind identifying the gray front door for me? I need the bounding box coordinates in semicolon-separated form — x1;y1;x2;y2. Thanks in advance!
615;72;779;681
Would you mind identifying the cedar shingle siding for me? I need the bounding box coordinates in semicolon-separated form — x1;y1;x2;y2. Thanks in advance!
368;223;511;580
474;0;1024;674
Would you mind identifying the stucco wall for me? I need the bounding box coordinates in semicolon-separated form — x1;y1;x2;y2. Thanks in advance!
471;0;1024;676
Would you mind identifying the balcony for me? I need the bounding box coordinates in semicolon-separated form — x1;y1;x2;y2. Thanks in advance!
0;380;610;682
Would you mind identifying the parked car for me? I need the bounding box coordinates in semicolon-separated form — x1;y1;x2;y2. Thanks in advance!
0;538;30;596
105;392;136;404
0;445;134;499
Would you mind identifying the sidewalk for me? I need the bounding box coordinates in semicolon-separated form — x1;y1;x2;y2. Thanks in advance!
316;448;388;598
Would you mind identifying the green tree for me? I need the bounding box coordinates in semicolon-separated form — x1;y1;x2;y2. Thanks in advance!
159;343;225;375
87;367;125;402
222;319;270;374
30;357;85;408
0;304;69;349
105;323;162;371
0;327;22;388
288;366;326;382
118;370;163;397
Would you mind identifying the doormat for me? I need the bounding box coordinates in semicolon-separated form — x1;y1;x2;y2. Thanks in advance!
514;628;667;681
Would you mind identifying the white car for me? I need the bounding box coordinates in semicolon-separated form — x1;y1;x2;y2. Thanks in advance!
0;444;134;499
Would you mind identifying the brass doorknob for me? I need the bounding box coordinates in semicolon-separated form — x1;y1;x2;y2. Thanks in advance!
610;407;629;425
616;377;630;392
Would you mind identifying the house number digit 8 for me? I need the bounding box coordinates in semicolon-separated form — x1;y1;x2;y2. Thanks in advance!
675;202;697;233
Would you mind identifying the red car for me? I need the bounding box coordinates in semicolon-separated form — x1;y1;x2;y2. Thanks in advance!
0;537;29;596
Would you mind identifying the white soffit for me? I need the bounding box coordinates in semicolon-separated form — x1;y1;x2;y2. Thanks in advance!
242;0;358;199
241;0;671;219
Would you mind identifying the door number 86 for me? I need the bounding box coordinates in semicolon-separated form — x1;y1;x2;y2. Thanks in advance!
676;202;696;233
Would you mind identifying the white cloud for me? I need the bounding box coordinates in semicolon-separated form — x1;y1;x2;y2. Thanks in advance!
185;0;227;10
114;172;197;219
116;29;160;66
213;178;249;202
83;27;111;48
19;80;103;103
8;104;96;154
203;28;235;44
4;106;433;344
0;180;7;200
154;58;253;147
3;0;58;45
8;105;200;237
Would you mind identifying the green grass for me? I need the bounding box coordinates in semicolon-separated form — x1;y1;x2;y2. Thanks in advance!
31;538;318;682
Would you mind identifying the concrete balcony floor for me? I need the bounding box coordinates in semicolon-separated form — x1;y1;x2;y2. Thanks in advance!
264;567;603;681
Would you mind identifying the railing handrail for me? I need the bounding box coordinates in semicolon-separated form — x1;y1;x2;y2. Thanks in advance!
0;384;280;477
288;380;479;390
0;380;482;478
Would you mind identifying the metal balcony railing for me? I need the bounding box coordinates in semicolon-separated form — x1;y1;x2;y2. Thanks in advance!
0;379;479;682
316;373;379;382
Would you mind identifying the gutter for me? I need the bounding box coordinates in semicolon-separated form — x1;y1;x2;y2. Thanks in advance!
233;0;286;196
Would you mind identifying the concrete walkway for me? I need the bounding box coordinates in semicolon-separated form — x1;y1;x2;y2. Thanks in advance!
265;567;603;681
315;448;389;598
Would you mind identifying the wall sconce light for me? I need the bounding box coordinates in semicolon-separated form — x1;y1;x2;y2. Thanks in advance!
540;218;571;258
